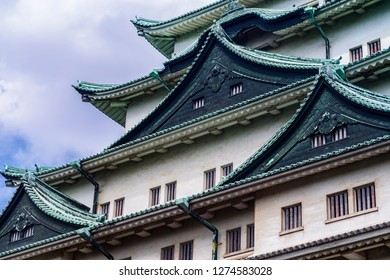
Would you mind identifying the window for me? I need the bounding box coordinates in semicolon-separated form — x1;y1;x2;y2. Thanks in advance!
311;134;326;148
100;202;110;217
161;245;174;260
114;198;124;217
192;97;204;109
221;163;233;178
179;241;193;260
350;46;363;62
10;225;34;242
226;227;241;253
327;190;349;219
282;203;302;231
368;39;381;55
332;126;347;141
204;169;216;190
230;83;243;96
247;224;255;249
150;186;161;206
165;182;176;202
354;184;376;212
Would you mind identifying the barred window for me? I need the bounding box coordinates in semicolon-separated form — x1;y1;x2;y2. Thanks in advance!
161;245;174;260
221;163;233;178
204;169;216;190
350;46;363;62
368;39;381;55
282;203;302;231
311;134;326;148
10;225;34;242
165;182;176;202
230;83;243;96
354;184;376;212
327;190;349;219
332;126;347;141
179;241;193;260
227;227;241;253
100;202;110;217
247;224;255;249
193;97;204;109
150;186;161;206
114;198;124;217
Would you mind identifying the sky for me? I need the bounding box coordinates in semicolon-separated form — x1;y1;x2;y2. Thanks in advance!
0;0;217;212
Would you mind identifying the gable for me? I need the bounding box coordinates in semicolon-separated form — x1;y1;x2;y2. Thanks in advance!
0;191;80;253
110;32;320;148
223;76;390;185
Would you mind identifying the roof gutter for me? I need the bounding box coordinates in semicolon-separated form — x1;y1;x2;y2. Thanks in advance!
305;7;330;59
176;198;219;260
71;161;99;214
78;228;114;260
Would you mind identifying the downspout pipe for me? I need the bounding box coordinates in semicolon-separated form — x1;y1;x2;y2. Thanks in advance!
150;70;171;93
176;198;219;260
78;228;114;260
71;161;99;214
305;7;330;59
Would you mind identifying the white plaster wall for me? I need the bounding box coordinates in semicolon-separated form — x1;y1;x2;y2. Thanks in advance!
125;91;166;131
266;1;390;62
71;205;254;260
253;153;390;256
173;32;203;58
90;106;297;218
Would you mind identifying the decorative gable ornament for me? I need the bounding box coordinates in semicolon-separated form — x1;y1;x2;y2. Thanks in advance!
315;112;345;135
204;65;229;93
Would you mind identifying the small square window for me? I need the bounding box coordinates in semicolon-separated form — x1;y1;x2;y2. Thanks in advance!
226;227;241;253
368;39;381;55
114;198;124;217
193;97;204;109
311;134;326;148
10;225;34;242
179;240;193;260
221;163;233;178
350;46;363;62
204;169;216;190
165;182;176;202
282;203;302;231
354;183;376;212
247;224;255;249
100;202;110;217
150;186;161;206
332;126;347;142
327;190;349;219
230;83;243;96
161;245;174;260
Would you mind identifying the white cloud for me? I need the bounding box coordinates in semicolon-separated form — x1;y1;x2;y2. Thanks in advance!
0;0;217;210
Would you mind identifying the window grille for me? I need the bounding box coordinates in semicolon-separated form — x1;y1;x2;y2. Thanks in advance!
114;198;124;217
282;203;302;231
354;184;376;212
100;202;110;217
150;187;161;206
204;169;216;190
350;46;363;62
179;241;193;260
193;97;204;109
327;191;349;219
221;163;233;178
165;182;176;202
161;245;174;260
227;227;241;253
311;134;326;148
332;126;347;141
247;224;255;249
230;83;243;96
10;225;34;242
368;40;381;55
